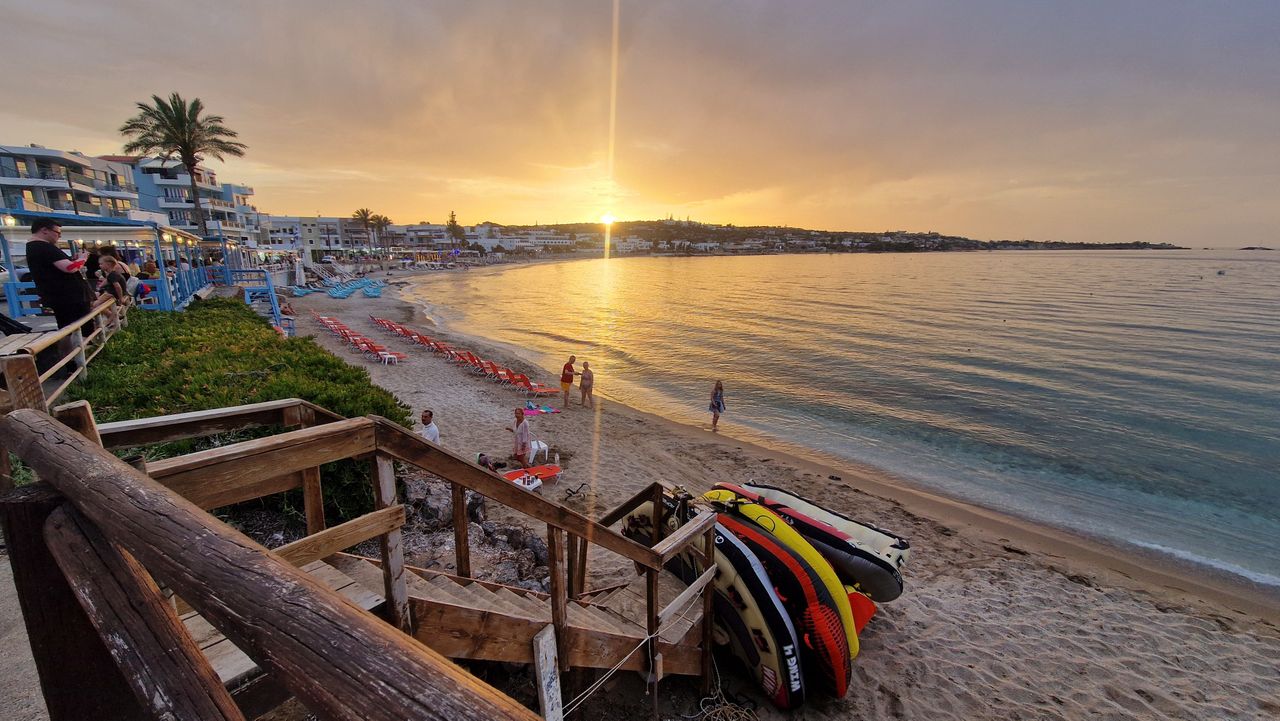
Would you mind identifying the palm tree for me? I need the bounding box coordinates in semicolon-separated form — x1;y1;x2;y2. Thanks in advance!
371;214;393;249
120;93;247;238
352;208;374;250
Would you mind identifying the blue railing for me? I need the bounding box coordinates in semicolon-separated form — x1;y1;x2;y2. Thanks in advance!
4;280;44;318
227;268;292;336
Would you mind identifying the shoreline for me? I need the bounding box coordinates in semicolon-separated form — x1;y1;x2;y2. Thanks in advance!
293;272;1279;719
392;264;1280;622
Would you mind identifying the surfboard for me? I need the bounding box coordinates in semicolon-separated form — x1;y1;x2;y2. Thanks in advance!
716;514;852;698
621;497;806;709
735;482;910;602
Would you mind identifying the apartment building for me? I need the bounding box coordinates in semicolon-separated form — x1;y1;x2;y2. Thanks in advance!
128;157;256;244
0;144;165;224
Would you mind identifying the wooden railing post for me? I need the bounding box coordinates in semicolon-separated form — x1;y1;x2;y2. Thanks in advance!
700;526;716;693
645;567;662;720
650;484;666;544
547;524;568;671
0;484;142;720
372;453;410;632
51;400;101;446
301;466;326;535
574;536;588;598
565;532;580;598
452;482;472;577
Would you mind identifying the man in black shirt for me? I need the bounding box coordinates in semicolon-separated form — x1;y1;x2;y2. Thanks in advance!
25;219;92;328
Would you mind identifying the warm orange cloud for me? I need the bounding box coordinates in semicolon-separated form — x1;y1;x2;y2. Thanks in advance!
4;1;1278;245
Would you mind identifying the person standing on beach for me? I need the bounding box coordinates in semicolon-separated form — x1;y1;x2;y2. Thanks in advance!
506;407;531;467
419;409;440;444
709;380;726;432
560;355;578;408
25;219;93;329
579;361;595;408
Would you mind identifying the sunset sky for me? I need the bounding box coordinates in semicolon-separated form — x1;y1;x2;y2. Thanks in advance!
4;1;1277;246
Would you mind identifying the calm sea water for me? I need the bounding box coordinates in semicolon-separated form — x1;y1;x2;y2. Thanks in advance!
404;251;1280;586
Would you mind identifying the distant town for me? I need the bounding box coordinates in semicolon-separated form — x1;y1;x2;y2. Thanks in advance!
2;142;1183;265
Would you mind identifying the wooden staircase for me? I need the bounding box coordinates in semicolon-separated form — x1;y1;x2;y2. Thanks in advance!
326;553;706;676
2;398;718;720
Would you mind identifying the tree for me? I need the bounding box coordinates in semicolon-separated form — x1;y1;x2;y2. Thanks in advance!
352;208;374;249
120;93;246;238
371;214;392;249
446;211;465;247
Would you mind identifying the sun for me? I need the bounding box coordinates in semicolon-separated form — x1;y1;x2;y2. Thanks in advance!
600;213;616;226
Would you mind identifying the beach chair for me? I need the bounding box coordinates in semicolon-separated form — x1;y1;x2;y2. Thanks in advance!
513;373;558;396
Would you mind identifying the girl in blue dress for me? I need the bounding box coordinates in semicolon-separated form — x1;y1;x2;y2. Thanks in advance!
709;380;726;431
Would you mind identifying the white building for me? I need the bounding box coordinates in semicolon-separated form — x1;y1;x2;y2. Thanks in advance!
1;144;165;225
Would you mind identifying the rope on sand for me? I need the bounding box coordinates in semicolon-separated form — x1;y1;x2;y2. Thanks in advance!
681;658;759;721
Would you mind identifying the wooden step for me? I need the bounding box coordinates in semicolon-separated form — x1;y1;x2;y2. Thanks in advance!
495;587;549;620
183;559;383;688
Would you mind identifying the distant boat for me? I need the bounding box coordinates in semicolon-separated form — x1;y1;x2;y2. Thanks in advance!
1217;270;1227;275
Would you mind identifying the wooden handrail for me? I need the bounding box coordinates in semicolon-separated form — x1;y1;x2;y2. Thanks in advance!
652;510;717;564
657;564;717;633
597;482;661;528
0;409;538;721
274;505;405;567
145;418;376;510
96;398;343;449
21;298;117;355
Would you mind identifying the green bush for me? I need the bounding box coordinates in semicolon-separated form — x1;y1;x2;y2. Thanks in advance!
67;298;411;522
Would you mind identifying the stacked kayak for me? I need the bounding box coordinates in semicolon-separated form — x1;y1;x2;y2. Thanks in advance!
621;482;911;710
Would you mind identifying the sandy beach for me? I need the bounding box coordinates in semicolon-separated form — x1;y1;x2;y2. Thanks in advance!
289;272;1279;721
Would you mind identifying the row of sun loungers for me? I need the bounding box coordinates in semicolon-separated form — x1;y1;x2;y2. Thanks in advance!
311;312;409;365
326;278;386;299
368;315;559;395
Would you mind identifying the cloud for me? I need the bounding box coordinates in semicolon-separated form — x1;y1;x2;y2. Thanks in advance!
3;1;1278;245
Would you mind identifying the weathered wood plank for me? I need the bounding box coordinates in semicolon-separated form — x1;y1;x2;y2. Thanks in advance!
301;466;325;534
652;511;717;564
559;628;701;675
4;354;46;416
0;485;142;720
44;505;246;721
0;410;539;721
597;482;661;528
96;398;344;449
273;505;405;567
376;421;662;569
451;482;471;577
409;598;544;662
547;525;568;672
701;528;716;692
532;625;564;721
656;564;717;632
145;418;375;509
373;453;411;632
50;400;101;446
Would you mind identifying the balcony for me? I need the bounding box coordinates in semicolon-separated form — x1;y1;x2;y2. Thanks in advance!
94;180;138;195
66;171;95;189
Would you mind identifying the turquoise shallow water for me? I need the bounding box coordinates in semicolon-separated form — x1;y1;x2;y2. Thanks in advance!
404;251;1280;586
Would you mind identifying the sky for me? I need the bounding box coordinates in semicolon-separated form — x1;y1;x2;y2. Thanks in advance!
3;0;1278;246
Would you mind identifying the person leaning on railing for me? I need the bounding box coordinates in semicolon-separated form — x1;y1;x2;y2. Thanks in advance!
24;219;93;329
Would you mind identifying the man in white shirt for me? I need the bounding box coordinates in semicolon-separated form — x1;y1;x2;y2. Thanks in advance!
419;409;440;444
506;407;530;467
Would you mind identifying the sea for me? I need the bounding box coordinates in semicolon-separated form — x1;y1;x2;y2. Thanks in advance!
402;250;1280;589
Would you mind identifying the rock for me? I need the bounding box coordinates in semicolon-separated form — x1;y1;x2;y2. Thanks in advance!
525;536;549;566
512;549;536;580
505;526;527;549
480;521;497;538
